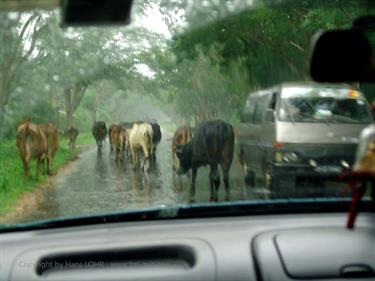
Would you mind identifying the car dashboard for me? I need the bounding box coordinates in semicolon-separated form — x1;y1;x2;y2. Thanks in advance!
1;212;375;281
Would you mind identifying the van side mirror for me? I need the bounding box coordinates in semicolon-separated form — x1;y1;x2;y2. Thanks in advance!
265;109;275;122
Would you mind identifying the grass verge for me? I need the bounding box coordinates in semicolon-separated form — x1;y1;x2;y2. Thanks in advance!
0;132;94;216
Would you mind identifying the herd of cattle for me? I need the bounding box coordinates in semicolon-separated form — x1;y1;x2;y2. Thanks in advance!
91;119;235;202
16;118;235;202
91;120;162;171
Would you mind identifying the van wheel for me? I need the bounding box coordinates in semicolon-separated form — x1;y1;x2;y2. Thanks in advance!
244;169;255;187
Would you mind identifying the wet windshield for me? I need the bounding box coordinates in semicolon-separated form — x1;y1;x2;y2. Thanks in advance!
0;0;374;228
279;86;372;123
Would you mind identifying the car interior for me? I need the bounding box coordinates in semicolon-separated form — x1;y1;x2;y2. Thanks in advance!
1;1;375;281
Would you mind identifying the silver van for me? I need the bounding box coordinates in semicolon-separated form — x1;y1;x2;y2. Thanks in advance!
237;82;373;197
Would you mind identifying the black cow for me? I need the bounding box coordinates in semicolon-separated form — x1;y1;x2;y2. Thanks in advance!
92;121;107;152
150;122;162;158
176;119;235;202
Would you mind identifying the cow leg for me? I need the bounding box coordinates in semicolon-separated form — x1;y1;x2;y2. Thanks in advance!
47;155;51;175
99;140;104;154
110;140;113;153
141;143;150;172
131;146;138;170
95;138;99;150
209;164;220;202
36;158;41;180
172;152;176;171
187;169;191;180
189;168;197;203
41;158;46;175
222;165;230;201
22;158;29;178
114;145;118;163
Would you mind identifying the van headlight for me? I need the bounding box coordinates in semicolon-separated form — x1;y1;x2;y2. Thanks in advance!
275;152;300;163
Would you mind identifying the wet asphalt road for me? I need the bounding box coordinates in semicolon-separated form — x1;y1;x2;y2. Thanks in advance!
21;130;264;222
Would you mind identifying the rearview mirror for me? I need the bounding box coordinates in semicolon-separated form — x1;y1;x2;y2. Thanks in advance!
61;0;133;26
310;29;375;82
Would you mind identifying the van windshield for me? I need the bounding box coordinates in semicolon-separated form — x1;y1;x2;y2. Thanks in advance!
278;86;372;123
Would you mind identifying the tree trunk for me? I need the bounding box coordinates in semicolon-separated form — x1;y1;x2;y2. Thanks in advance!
91;108;97;125
64;83;88;128
66;108;74;128
91;91;102;125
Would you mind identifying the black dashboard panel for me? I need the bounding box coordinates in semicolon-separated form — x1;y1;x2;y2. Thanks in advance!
1;213;375;281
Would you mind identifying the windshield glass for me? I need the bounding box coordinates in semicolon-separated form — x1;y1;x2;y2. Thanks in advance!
279;86;372;123
0;0;374;228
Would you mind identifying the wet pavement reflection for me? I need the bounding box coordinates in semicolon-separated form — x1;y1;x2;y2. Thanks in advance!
20;131;262;222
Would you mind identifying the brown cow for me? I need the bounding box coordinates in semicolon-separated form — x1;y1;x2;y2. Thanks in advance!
172;126;193;171
65;126;79;149
16;121;47;179
109;123;126;162
40;123;59;175
129;123;153;171
121;122;135;158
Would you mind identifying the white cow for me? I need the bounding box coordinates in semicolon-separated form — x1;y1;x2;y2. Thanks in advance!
129;123;154;171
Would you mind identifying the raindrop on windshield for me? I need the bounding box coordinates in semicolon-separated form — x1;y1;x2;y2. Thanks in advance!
45;84;51;91
65;27;75;39
7;12;19;21
103;57;111;64
202;0;210;7
79;68;85;75
53;75;60;81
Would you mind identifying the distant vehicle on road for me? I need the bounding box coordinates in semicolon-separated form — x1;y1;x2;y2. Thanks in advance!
237;82;373;197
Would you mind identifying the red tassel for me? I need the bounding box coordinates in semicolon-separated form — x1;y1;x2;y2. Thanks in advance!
347;181;366;229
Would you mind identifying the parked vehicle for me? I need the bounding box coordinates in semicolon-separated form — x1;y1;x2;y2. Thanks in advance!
237;82;373;197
